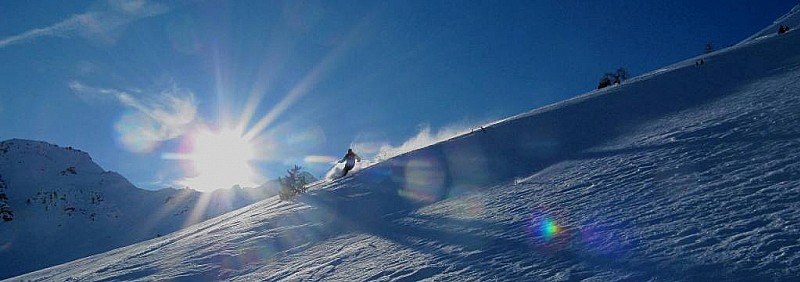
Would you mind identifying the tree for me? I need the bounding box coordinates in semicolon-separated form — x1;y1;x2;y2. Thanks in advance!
597;67;629;89
279;165;310;200
704;42;715;54
614;68;629;82
598;75;613;89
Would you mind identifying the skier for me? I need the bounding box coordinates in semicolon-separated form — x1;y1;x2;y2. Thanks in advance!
338;148;361;177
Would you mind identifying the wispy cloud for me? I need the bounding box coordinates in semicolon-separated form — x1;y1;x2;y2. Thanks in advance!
0;0;169;48
69;81;197;152
68;80;120;104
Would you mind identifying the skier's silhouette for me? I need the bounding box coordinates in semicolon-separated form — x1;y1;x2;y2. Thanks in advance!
338;149;361;176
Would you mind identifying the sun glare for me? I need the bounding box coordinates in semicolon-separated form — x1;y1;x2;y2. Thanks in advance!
170;128;261;192
158;12;363;193
193;129;254;172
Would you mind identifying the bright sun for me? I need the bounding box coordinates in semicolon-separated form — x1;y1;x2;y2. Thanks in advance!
172;128;261;192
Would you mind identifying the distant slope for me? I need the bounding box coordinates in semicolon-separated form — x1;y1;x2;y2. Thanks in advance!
740;4;800;44
0;139;305;279
9;5;800;282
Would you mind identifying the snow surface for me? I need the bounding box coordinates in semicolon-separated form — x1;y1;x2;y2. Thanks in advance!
7;6;800;281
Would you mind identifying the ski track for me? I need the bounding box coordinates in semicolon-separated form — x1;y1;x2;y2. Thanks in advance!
8;8;800;282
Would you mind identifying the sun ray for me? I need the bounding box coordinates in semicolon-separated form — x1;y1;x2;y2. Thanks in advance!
184;191;214;228
140;188;195;235
163;9;379;193
213;47;233;129
241;12;374;142
235;33;289;135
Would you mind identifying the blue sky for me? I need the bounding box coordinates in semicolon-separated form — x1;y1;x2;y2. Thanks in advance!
0;0;796;191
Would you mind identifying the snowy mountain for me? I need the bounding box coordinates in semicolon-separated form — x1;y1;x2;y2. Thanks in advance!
7;6;800;281
0;139;307;279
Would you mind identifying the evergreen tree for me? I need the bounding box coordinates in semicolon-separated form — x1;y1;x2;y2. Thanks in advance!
598;67;629;89
598;75;613;89
279;165;309;200
704;42;715;54
615;68;629;82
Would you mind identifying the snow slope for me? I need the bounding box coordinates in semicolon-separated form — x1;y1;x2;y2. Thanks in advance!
0;140;294;279
9;6;800;281
740;4;800;44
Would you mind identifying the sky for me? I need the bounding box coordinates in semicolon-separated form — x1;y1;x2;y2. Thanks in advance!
0;0;796;192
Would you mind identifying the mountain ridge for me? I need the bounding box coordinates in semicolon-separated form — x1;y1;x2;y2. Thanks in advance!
0;138;315;279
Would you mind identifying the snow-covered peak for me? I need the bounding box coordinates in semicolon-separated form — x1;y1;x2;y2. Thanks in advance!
0;139;281;279
0;138;105;179
0;138;139;212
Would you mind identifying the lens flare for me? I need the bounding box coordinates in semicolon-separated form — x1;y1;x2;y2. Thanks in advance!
115;111;161;153
527;211;564;247
399;158;446;203
1;234;15;251
540;217;559;240
304;155;337;164
579;222;629;257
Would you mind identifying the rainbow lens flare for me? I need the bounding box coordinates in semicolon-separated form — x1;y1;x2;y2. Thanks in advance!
540;217;559;240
